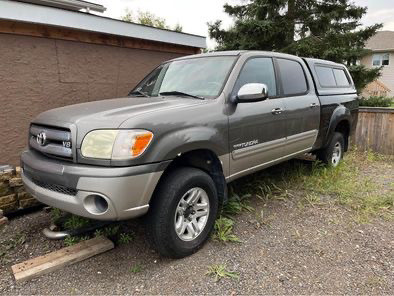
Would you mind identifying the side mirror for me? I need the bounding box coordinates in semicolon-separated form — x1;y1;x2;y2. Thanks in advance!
235;83;268;103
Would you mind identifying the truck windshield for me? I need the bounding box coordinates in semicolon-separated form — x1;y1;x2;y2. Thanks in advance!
130;56;237;99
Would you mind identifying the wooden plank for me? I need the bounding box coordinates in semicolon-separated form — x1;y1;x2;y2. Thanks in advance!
353;108;394;155
11;236;114;283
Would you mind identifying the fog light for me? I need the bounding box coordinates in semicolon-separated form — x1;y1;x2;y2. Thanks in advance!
84;194;108;215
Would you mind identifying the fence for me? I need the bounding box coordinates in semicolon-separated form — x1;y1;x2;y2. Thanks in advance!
352;107;394;155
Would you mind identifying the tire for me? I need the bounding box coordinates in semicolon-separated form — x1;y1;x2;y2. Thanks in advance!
145;167;218;258
316;132;345;167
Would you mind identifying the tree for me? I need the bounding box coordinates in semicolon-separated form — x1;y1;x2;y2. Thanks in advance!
208;0;382;93
122;9;183;32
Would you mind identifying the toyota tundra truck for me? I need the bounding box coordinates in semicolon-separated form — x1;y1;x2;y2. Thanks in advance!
21;51;358;258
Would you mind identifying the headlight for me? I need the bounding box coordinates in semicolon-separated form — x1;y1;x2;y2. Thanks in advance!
81;129;153;160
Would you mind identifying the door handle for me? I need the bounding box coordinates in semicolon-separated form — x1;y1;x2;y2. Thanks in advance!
271;108;283;115
310;103;318;108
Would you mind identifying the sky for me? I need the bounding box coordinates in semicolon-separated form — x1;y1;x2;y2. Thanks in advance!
94;0;394;48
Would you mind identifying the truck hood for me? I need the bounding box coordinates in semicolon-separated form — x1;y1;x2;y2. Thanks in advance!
33;96;205;129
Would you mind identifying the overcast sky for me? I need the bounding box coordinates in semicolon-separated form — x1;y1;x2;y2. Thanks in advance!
95;0;394;48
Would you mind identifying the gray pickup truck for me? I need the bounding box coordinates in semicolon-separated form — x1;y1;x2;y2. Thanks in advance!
21;51;358;258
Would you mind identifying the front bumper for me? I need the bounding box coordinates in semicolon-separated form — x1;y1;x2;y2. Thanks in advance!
21;150;168;221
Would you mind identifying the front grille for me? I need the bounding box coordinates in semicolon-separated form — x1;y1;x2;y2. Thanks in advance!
29;124;73;160
31;178;78;196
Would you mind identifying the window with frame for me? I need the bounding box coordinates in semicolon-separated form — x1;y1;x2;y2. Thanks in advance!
277;58;308;96
315;66;336;87
372;53;390;66
233;57;277;97
333;68;350;87
315;65;350;88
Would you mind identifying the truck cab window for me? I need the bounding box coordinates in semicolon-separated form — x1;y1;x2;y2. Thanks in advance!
233;58;277;97
277;59;308;95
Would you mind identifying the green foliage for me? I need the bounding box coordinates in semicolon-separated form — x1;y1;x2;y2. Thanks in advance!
359;96;393;107
118;232;134;245
208;0;382;93
229;150;393;223
349;65;382;94
63;215;90;231
122;9;182;32
50;208;64;222
223;192;254;216
101;225;120;238
213;217;241;243
130;264;143;273
64;235;89;247
206;264;239;282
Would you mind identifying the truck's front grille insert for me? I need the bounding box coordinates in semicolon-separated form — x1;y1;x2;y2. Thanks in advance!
29;124;72;160
31;178;77;196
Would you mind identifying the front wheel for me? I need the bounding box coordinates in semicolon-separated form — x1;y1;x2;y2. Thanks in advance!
316;132;345;167
145;167;218;258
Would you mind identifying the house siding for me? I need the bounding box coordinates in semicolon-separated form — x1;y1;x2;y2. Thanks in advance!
361;52;394;96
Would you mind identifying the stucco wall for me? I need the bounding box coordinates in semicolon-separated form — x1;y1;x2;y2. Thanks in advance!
0;33;184;165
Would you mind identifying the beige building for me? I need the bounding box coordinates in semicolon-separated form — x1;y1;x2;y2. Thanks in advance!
361;31;394;97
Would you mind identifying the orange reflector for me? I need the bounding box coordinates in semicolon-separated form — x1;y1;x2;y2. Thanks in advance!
131;133;153;157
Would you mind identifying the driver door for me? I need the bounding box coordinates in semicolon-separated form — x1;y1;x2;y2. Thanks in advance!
228;57;287;179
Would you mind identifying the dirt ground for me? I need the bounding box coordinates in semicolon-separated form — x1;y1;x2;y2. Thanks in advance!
0;158;393;295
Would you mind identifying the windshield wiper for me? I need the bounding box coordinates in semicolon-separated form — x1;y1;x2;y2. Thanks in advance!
129;90;150;97
159;91;205;100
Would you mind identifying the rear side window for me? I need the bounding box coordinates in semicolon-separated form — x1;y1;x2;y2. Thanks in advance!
333;69;350;86
315;66;336;87
315;65;351;88
277;59;308;96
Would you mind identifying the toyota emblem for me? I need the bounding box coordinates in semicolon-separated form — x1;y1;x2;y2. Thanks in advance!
36;132;47;146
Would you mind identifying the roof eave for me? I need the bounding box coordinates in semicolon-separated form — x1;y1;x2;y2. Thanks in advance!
0;0;207;49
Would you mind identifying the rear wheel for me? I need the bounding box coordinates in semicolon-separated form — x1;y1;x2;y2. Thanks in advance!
316;132;345;167
145;167;218;258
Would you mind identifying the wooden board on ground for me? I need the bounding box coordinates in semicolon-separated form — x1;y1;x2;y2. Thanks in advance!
11;236;114;283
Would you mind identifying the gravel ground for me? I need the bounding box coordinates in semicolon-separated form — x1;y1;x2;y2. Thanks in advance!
0;159;393;295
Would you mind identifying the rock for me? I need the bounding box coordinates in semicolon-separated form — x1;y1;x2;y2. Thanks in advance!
0;194;17;206
0;201;18;213
9;177;23;187
0;216;9;226
0;181;13;196
15;166;21;177
0;167;14;182
0;209;3;218
19;198;41;208
17;191;33;201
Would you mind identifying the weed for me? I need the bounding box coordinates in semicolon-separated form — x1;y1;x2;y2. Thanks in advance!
64;215;91;231
213;216;241;243
50;208;64;222
118;232;134;244
130;264;143;273
206;264;239;282
222;192;254;216
64;235;89;247
101;225;120;237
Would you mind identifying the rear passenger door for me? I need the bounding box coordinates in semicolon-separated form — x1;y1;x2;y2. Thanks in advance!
275;58;320;154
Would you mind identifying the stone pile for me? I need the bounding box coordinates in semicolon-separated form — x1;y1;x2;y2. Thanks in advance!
0;166;40;216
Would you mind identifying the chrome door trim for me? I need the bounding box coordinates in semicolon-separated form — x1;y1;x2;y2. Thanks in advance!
231;137;286;160
286;129;318;145
226;147;312;182
283;129;318;155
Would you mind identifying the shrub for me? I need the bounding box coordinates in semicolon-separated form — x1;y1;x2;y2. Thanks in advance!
359;96;393;107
